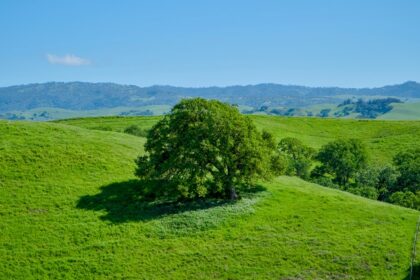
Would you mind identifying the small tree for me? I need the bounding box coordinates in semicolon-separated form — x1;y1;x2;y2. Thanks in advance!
278;137;314;179
393;149;420;193
315;139;368;186
376;165;399;200
389;191;419;209
135;98;278;200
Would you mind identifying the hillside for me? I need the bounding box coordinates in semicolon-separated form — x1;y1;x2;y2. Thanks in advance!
57;115;420;163
1;119;420;279
1;81;420;120
379;102;420;120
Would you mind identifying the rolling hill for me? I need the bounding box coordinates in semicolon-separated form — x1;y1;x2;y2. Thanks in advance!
379;102;420;120
1;81;420;120
57;115;420;163
1;118;420;279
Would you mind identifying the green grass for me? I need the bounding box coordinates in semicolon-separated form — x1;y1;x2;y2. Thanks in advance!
1;119;420;279
57;115;420;163
379;102;420;120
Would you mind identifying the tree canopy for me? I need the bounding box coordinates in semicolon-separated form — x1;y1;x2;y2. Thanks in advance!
278;137;314;179
314;139;368;186
393;149;420;192
135;98;278;200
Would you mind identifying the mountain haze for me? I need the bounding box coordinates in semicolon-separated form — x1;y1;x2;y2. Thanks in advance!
1;81;420;113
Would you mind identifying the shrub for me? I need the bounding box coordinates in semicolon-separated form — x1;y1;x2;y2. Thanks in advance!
389;191;418;209
347;186;379;200
311;176;340;189
124;125;149;137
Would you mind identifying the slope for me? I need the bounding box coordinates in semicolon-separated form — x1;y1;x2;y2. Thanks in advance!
379;102;420;120
0;120;419;279
57;115;420;163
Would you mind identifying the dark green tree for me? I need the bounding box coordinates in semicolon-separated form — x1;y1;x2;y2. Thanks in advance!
278;137;314;179
393;149;420;193
376;165;399;200
135;98;278;200
314;139;368;186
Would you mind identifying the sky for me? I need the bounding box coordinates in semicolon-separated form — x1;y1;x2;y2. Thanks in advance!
1;0;419;88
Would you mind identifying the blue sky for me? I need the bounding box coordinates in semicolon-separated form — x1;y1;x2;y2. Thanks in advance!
1;0;419;87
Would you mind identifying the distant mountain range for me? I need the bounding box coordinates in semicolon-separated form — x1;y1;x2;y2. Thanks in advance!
0;81;419;120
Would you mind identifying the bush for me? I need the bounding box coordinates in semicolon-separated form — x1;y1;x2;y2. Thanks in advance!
124;125;149;137
389;191;419;209
347;186;379;200
310;176;340;189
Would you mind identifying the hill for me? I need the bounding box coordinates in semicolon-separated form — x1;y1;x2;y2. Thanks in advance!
1;119;420;279
379;102;420;120
57;115;420;163
1;81;420;120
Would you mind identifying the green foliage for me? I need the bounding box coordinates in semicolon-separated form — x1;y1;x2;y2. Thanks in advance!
377;165;400;200
278;137;314;179
136;98;276;200
124;124;149;137
393;148;420;192
347;186;379;200
354;166;380;188
310;176;340;189
315;139;368;186
389;191;419;209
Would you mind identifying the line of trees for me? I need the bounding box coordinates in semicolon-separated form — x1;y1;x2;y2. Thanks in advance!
336;98;402;118
135;98;419;209
280;138;420;209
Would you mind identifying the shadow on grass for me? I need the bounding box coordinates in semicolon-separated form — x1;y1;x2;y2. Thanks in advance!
403;264;420;280
76;179;265;224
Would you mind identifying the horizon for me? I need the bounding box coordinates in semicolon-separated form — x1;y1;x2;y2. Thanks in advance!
1;80;419;90
1;0;420;88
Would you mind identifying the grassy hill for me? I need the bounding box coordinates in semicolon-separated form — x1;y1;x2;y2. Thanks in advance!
379;102;420;120
1;119;420;279
57;115;420;163
1;81;420;121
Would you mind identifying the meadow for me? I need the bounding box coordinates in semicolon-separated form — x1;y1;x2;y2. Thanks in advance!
58;115;420;163
379;102;420;120
1;117;420;279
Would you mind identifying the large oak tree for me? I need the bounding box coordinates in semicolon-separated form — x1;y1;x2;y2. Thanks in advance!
135;98;278;200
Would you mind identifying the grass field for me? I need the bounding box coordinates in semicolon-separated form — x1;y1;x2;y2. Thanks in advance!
379;102;420;120
57;115;420;163
1;118;420;279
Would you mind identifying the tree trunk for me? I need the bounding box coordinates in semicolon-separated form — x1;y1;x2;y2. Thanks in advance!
230;185;238;200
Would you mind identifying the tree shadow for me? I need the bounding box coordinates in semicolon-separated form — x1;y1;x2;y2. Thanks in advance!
403;264;420;280
76;179;266;224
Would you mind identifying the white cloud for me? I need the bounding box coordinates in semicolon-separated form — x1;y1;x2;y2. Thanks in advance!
46;53;91;66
